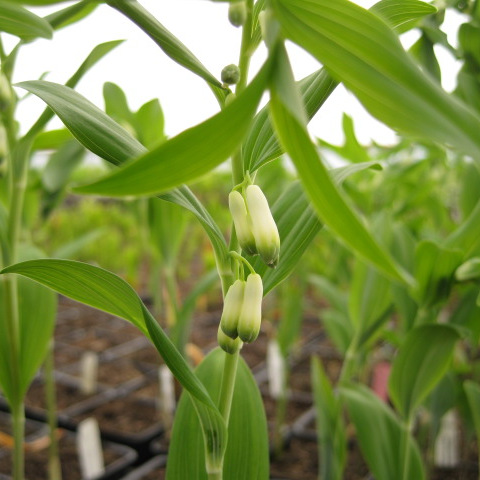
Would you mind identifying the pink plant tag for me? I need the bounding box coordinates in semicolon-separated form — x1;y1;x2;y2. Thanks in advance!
371;361;391;403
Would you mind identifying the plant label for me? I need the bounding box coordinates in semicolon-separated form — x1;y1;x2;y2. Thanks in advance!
77;417;105;478
80;351;98;395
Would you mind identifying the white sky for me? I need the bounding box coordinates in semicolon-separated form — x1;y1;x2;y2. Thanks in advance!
6;1;465;147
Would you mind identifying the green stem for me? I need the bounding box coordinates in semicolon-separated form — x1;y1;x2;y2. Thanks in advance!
218;351;240;424
11;402;25;480
208;473;222;480
229;251;255;275
164;266;179;327
45;341;62;480
338;334;359;385
401;418;413;480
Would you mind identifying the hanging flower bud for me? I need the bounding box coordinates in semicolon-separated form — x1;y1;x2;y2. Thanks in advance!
221;64;240;85
220;279;245;338
218;325;242;354
229;190;257;255
228;2;247;27
245;185;280;267
237;273;263;343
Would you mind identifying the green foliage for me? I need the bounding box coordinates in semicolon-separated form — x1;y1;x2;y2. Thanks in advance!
167;348;269;480
388;324;459;420
342;384;426;480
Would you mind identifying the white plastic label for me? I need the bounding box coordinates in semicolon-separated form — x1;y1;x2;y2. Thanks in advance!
159;365;176;429
267;340;285;400
434;410;459;467
80;351;98;395
77;417;104;479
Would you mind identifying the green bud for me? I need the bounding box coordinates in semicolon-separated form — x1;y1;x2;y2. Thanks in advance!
220;279;245;338
218;325;243;354
237;273;263;343
245;185;280;267
228;2;247;27
221;64;240;85
229;190;257;255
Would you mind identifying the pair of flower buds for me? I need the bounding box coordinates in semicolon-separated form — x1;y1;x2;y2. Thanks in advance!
229;185;280;268
218;273;263;354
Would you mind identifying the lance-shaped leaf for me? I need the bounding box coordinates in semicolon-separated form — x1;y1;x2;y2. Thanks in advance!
312;356;346;480
19;80;141;166
45;0;99;31
268;43;412;285
1;259;227;471
242;0;438;173
371;0;437;33
17;78;230;272
341;384;425;480
0;246;56;406
25;40;124;139
388;324;459;420
271;0;480;161
167;348;269;480
71;59;272;196
0;1;53;40
106;0;226;103
3;0;72;4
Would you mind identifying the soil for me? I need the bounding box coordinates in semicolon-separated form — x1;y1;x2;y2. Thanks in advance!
0;432;126;480
6;297;479;479
72;396;161;438
24;379;96;413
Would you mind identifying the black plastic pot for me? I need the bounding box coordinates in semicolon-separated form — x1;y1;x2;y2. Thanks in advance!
0;429;137;480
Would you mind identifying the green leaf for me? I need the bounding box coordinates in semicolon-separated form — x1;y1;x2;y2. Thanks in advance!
242;0;440;173
0;246;56;406
18;80;145;166
45;0;99;31
42;139;85;193
409;33;441;82
413;240;463;307
271;0;480;161
32;129;73;151
0;1;53;40
133;98;165;149
464;381;480;450
243;67;338;173
455;257;480;282
167;348;269;480
445;199;480;257
17;79;230;273
52;229;104;259
268;43;412;285
312;356;346;480
348;257;392;345
25;40;124;139
319;114;371;164
388;324;459;420
3;0;73;4
106;0;225;103
72;59;272;196
341;384;425;480
371;0;437;33
103;81;133;124
1;258;227;471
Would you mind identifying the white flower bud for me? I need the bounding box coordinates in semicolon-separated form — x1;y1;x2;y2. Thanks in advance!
237;273;263;343
245;185;280;267
220;279;245;338
229;190;257;255
218;325;243;354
